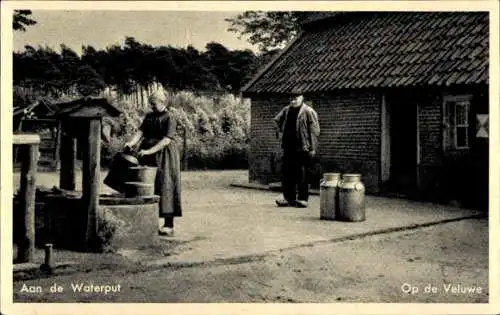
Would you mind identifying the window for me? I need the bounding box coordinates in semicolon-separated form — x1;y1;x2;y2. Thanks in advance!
443;95;471;150
454;101;469;148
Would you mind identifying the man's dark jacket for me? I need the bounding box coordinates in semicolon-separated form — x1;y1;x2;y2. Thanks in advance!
273;103;320;153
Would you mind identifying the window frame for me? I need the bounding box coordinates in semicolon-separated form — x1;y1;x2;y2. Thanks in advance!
442;94;472;151
454;100;470;149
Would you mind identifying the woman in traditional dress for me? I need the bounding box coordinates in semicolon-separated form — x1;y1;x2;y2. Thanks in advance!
125;91;182;236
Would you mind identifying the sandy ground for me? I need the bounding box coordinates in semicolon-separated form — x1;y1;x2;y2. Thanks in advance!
13;218;488;303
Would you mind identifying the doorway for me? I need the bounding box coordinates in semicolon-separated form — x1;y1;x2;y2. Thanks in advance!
382;92;418;195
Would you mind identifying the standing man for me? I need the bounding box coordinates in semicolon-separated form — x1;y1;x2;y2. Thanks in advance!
274;93;320;208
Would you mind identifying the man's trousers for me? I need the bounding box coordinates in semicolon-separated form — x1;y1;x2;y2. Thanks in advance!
281;150;312;202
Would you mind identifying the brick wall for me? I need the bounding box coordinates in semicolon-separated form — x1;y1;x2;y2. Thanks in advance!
248;90;382;193
247;85;488;209
416;85;489;209
415;91;444;201
312;91;381;192
418;92;443;167
248;95;289;184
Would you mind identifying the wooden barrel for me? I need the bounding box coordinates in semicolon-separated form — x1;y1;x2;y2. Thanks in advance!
128;166;157;184
124;182;155;197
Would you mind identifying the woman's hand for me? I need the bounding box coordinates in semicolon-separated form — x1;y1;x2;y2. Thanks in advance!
125;130;143;150
138;150;151;157
124;141;137;150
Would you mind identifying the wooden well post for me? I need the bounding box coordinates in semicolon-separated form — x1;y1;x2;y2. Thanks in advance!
59;119;77;191
55;97;121;251
82;118;101;249
13;133;40;263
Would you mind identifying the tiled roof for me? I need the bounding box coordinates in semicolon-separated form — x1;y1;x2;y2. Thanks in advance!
300;12;343;25
243;12;488;94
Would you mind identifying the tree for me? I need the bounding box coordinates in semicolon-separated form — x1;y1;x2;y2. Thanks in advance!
75;65;106;96
203;42;232;90
102;44;134;96
22;45;64;96
13;35;261;100
13;10;37;31
225;11;308;52
226;49;257;92
202;42;257;93
59;44;82;94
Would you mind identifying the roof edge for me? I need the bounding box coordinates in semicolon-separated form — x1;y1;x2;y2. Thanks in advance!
55;97;122;117
300;12;346;26
241;31;304;93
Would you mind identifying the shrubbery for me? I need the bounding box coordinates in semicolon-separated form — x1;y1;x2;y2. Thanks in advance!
102;90;250;170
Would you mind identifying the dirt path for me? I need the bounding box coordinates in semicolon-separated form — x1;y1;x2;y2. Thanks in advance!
13;218;488;303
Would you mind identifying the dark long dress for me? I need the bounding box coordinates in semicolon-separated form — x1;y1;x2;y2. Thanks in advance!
138;110;182;217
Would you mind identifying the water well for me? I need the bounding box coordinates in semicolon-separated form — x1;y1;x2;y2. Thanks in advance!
13;97;160;254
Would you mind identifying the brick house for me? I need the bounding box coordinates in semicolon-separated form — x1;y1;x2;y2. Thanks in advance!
241;12;489;209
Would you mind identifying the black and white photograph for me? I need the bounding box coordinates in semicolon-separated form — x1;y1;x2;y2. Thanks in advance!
1;0;499;313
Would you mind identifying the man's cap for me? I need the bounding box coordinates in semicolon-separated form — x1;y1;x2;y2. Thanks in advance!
288;89;304;96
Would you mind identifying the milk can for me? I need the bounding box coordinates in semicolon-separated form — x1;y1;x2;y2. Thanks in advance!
338;173;366;222
320;173;341;220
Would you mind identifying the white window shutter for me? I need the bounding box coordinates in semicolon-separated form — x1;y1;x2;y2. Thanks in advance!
443;100;452;152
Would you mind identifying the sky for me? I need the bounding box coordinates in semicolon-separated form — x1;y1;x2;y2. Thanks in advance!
13;10;258;54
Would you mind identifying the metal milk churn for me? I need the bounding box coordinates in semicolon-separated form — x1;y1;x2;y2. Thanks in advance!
320;173;341;220
338;173;366;222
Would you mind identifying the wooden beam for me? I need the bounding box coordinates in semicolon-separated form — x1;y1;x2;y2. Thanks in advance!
380;94;391;183
59;121;76;191
13;133;41;145
416;102;421;190
54;120;62;170
13;122;26;167
16;140;39;263
83;119;101;250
